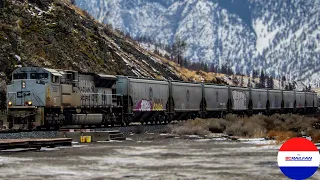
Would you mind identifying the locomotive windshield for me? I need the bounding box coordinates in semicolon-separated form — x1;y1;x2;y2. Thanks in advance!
13;73;27;79
30;73;48;79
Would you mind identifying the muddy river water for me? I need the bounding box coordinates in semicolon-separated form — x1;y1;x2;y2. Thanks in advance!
0;134;319;180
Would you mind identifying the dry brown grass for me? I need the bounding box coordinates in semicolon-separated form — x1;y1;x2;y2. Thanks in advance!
169;114;320;140
169;119;211;137
311;131;320;143
267;130;297;144
149;55;225;84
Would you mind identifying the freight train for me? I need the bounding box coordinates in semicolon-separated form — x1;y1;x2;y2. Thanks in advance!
2;67;319;130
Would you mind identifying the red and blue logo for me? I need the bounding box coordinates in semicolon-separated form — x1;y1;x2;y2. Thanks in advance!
277;137;320;179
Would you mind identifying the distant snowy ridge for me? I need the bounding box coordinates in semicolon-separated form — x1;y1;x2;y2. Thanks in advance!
74;0;320;87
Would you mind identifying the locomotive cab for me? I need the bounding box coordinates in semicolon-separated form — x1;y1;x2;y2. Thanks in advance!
4;67;61;130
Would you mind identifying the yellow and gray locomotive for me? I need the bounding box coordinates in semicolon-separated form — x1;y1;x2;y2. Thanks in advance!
4;67;123;130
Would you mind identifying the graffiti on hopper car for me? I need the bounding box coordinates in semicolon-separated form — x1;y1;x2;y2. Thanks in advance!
232;90;246;109
135;98;164;111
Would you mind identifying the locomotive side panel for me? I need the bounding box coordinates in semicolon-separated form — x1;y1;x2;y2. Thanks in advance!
130;79;169;112
77;74;96;106
283;91;294;109
306;92;314;107
251;89;267;110
268;90;282;109
47;84;61;107
116;76;128;96
230;87;250;111
61;84;73;106
204;85;228;111
96;88;112;106
295;92;305;108
171;82;202;111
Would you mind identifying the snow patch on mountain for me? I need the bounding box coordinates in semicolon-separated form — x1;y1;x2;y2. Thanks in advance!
253;19;280;55
74;0;320;87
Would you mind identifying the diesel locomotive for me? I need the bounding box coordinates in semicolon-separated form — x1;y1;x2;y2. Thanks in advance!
3;67;319;130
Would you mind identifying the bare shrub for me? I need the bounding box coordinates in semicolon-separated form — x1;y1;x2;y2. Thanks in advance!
267;130;296;144
225;114;239;122
279;115;319;136
311;131;320;143
206;118;229;133
169;119;210;137
169;113;320;139
224;121;244;136
224;118;267;138
170;124;210;137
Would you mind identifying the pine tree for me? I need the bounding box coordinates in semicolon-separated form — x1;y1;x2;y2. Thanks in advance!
171;35;187;67
292;82;296;90
247;77;251;87
183;58;189;68
203;63;209;72
252;69;259;79
281;76;286;88
210;63;215;72
289;83;293;90
200;61;204;70
267;76;274;89
285;84;289;90
259;70;265;88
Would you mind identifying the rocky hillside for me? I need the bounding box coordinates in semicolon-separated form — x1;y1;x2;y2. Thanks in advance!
74;0;320;87
0;0;184;84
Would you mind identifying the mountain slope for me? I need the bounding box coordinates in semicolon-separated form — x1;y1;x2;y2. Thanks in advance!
74;0;320;86
0;0;182;83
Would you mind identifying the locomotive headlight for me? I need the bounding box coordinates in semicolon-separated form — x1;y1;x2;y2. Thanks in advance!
28;101;32;106
22;81;26;89
8;101;12;106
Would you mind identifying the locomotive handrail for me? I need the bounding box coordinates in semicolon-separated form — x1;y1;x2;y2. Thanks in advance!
7;91;45;106
80;93;123;107
7;92;16;104
31;92;44;106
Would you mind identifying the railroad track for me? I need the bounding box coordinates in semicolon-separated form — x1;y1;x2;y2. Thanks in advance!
305;111;320;118
0;121;176;134
2;111;320;134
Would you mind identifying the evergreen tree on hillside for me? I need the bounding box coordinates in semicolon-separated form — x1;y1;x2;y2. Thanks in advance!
259;70;265;88
281;76;286;88
183;58;190;68
252;69;259;79
288;83;293;90
247;77;251;87
171;35;187;67
307;84;312;91
200;61;204;71
203;63;208;72
210;63;215;72
267;76;274;89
